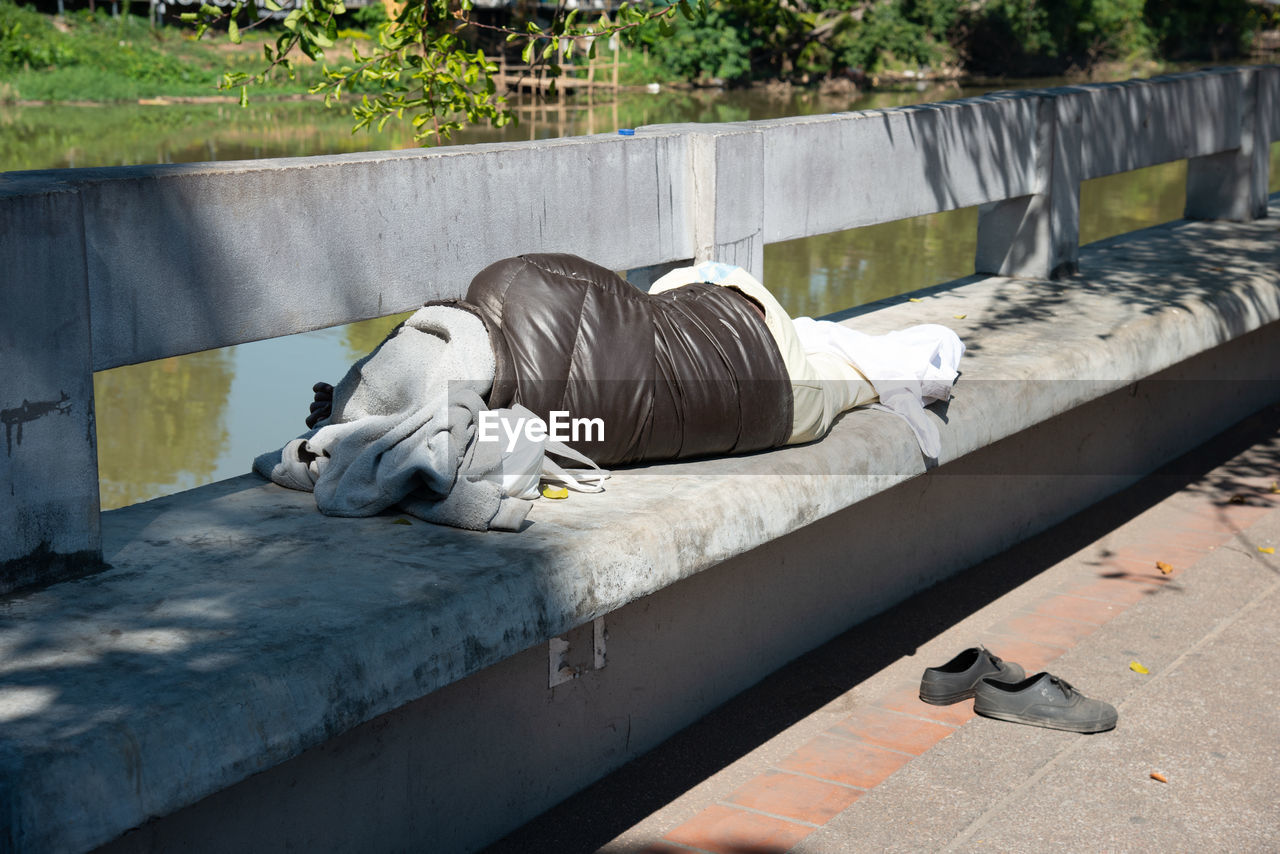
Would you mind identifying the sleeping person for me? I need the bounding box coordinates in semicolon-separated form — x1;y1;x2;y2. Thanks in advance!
256;253;962;531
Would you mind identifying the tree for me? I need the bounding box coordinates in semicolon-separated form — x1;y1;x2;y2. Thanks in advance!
183;0;711;144
186;0;1269;142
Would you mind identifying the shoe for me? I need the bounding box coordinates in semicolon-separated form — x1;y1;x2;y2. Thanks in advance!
919;646;1026;705
974;672;1118;733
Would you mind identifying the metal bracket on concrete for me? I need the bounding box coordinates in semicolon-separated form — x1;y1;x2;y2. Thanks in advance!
548;617;607;688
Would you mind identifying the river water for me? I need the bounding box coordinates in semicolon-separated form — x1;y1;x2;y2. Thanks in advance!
3;84;1276;509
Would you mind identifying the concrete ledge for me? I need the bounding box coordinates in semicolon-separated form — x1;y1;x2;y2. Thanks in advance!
3;201;1280;853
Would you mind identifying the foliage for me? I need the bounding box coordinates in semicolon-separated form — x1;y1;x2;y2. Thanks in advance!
625;0;1265;81
961;0;1154;74
182;0;712;143
827;1;956;74
5;0;1271;140
344;2;387;32
629;6;752;83
956;0;1275;75
1145;0;1258;61
0;2;248;101
1;1;76;71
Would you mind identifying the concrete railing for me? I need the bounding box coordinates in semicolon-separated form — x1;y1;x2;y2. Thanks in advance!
1;66;1277;594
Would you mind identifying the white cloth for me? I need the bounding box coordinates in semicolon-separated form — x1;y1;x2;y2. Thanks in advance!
792;319;964;458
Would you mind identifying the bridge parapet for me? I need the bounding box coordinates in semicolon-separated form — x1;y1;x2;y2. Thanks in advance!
3;66;1276;589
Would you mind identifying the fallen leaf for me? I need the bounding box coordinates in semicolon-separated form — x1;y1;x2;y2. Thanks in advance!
1229;493;1249;504
541;484;569;499
953;313;967;320
1260;546;1276;555
1150;772;1168;783
1129;660;1150;674
1270;481;1279;494
391;518;412;526
908;297;923;303
1155;560;1173;575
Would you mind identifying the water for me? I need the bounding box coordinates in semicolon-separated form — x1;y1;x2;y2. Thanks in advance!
4;86;1276;509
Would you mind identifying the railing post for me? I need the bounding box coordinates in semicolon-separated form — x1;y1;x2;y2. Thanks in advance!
1185;68;1268;222
627;123;766;287
690;126;766;280
0;182;104;594
1266;66;1280;185
975;91;1081;279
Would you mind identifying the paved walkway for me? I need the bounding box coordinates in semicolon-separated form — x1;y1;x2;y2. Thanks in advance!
486;405;1280;853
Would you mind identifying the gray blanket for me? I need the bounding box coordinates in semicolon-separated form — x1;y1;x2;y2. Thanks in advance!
254;304;531;532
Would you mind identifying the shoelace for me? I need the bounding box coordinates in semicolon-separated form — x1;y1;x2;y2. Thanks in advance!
1047;674;1077;698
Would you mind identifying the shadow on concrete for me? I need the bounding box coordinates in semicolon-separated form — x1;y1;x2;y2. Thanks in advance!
483;401;1280;854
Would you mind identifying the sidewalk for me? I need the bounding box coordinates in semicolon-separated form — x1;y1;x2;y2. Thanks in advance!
486;404;1280;853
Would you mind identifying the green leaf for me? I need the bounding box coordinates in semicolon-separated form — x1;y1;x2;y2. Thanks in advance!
239;85;248;107
228;19;241;44
263;0;281;10
179;12;197;21
199;4;219;17
521;40;534;64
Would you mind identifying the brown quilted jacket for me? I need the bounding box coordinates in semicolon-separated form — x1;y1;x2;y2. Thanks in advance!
464;253;792;466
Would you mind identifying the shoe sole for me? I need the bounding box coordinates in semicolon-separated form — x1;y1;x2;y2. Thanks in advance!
919;688;976;705
974;707;1117;734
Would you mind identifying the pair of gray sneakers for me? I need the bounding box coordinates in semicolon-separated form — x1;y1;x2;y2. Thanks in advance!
919;646;1117;734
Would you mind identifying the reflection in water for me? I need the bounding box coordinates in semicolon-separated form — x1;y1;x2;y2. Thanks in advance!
342;312;414;363
12;94;1273;509
1080;160;1188;246
93;351;234;510
0;102;421;171
0;83;974;171
766;208;979;320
